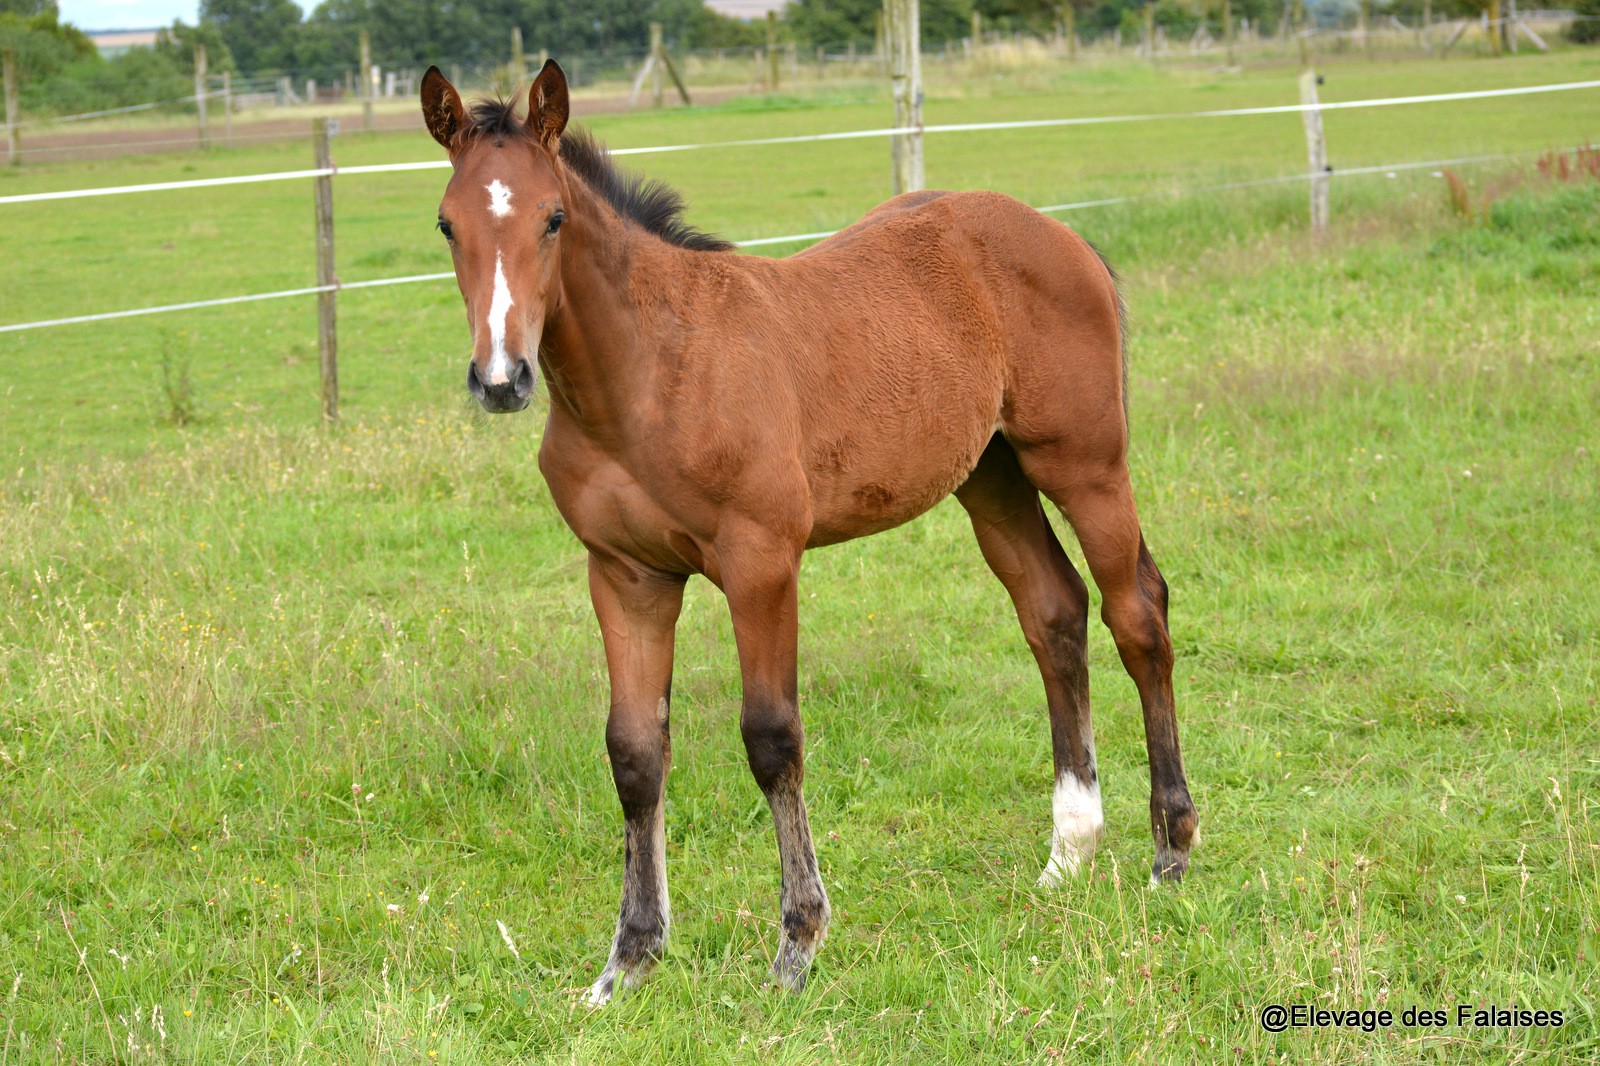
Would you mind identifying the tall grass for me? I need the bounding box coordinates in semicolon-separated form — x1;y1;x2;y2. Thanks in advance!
1;56;1597;1063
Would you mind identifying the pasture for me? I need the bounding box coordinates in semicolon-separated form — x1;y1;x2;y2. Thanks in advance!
1;50;1598;1063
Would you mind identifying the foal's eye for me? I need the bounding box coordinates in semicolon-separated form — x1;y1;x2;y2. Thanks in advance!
546;212;565;236
436;220;453;241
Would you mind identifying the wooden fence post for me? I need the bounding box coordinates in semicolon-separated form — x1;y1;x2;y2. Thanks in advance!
359;30;373;129
1299;69;1329;238
195;44;209;149
313;118;338;423
1064;4;1078;60
630;25;691;108
886;0;924;195
221;70;233;148
660;31;691;104
1224;0;1235;63
2;49;18;166
511;25;525;81
651;23;665;106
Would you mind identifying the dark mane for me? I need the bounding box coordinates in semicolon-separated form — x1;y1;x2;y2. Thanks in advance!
464;96;527;143
462;98;733;253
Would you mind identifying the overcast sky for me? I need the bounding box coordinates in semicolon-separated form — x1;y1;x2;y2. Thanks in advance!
60;2;306;31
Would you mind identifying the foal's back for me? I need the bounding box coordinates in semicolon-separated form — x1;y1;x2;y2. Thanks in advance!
686;190;1127;545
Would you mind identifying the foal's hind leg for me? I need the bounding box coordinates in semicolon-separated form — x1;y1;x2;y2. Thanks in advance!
955;437;1102;884
1018;451;1198;884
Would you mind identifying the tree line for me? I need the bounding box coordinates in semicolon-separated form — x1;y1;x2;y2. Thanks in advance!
2;0;1590;119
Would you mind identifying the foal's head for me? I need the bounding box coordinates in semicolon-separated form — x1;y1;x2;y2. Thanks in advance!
421;62;571;414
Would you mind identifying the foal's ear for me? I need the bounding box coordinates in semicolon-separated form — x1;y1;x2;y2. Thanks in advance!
420;66;466;152
527;59;569;149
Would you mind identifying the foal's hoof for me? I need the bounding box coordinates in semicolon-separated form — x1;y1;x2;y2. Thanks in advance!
1149;796;1198;887
767;935;816;993
1148;850;1190;887
1036;844;1094;887
582;957;657;1008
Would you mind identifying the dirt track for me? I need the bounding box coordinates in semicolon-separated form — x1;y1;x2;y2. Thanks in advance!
18;87;748;164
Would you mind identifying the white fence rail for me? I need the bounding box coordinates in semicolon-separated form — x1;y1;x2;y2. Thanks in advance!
2;143;1577;336
4;78;1596;208
3;75;1596;418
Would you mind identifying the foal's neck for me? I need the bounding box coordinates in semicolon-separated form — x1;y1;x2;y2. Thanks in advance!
538;172;681;445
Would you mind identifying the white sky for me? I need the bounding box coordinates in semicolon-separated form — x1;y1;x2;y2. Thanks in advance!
60;2;306;32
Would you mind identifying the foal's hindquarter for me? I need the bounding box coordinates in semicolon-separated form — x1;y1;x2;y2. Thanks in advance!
555;190;1196;1004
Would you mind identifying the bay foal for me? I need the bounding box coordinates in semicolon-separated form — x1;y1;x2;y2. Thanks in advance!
421;62;1197;1004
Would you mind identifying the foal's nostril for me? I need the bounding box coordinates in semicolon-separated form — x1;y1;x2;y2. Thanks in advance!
467;357;532;412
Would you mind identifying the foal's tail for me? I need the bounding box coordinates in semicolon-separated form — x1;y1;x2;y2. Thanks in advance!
1081;239;1129;425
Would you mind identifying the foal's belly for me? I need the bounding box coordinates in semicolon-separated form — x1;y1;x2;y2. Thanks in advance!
802;416;996;548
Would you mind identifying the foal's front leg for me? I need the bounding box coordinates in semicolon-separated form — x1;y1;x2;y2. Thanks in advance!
583;554;686;1007
722;542;830;991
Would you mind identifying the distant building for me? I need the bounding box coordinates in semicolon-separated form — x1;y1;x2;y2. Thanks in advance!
87;29;161;58
705;0;786;18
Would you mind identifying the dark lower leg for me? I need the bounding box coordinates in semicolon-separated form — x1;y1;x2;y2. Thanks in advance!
1103;539;1196;883
584;556;683;1006
956;438;1101;884
587;709;671;1005
1005;526;1101;883
741;697;829;990
723;546;829;991
1035;568;1101;883
1050;474;1197;885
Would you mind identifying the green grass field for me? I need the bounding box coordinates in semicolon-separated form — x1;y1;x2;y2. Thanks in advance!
1;52;1598;1063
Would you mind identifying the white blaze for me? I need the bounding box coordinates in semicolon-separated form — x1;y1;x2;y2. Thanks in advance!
1038;772;1104;886
486;251;514;385
486;179;513;218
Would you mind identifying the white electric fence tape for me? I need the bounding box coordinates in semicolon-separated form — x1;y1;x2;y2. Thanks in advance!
3;77;1595;207
1;145;1570;334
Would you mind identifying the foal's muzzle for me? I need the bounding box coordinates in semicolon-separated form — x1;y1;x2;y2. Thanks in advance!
467;357;535;413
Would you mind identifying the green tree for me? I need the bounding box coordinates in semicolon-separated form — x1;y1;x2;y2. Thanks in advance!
291;0;729;70
1570;0;1600;43
682;3;767;47
0;8;205;119
784;0;977;47
0;1;58;16
0;7;95;83
201;0;304;74
154;19;238;75
977;0;1070;34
